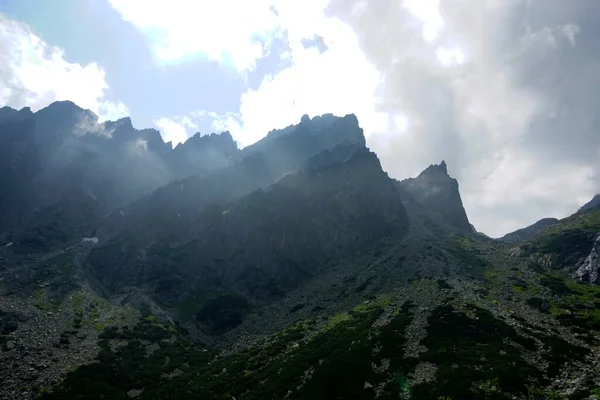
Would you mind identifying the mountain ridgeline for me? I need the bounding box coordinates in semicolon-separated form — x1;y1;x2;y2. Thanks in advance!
0;102;241;252
499;218;560;243
3;101;600;399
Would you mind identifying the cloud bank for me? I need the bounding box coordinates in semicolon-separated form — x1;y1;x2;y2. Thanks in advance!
0;12;127;122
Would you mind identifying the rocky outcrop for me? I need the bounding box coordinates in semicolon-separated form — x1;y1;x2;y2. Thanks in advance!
167;131;239;179
500;217;559;243
398;161;472;232
576;233;600;284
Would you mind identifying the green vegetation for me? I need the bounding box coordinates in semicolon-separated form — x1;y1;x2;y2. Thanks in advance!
526;209;600;269
32;288;58;311
446;235;491;277
195;294;250;334
538;273;600;334
38;294;572;400
412;304;541;400
28;252;77;308
41;299;412;399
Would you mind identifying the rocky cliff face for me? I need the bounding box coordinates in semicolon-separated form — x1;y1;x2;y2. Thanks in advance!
398;161;472;232
0;101;242;250
98;112;369;262
576;233;600;284
88;144;408;333
166;131;239;179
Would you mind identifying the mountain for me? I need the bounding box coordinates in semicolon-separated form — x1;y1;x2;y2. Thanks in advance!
397;160;473;232
166;131;239;179
580;194;600;213
0;101;241;251
89;144;408;334
3;102;600;399
499;217;559;243
95;112;368;266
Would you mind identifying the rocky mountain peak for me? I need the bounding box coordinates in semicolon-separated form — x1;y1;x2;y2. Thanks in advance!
167;131;240;179
399;160;472;231
419;160;448;177
181;131;237;150
35;100;89;122
0;106;33;123
111;117;134;131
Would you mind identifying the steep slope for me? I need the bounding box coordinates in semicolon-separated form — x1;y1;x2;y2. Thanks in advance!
398;160;473;232
0;116;39;238
0;101;241;251
87;145;408;333
97;113;368;272
516;208;600;274
579;194;600;213
499;217;559;243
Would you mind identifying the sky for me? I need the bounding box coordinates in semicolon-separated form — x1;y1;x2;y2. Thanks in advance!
1;0;599;238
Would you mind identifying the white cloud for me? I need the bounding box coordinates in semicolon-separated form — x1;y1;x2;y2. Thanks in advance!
113;0;599;237
561;24;580;46
154;111;246;146
209;112;243;138
0;13;128;122
436;47;466;67
108;0;282;71
153;116;197;146
403;0;444;41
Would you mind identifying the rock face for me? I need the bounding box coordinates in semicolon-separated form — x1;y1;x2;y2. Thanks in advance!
576;233;600;284
88;144;409;332
579;194;600;213
398;161;472;232
500;217;559;243
97;113;369;259
0;101;241;251
166;131;239;179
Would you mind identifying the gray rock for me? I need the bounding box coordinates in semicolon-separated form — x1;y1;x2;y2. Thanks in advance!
5;340;15;350
576;233;600;284
16;313;29;322
3;320;18;332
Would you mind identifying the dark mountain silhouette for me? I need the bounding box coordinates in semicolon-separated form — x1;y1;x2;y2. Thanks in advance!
397;160;473;232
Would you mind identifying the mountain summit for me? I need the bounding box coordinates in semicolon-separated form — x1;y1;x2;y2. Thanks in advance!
398;160;472;232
